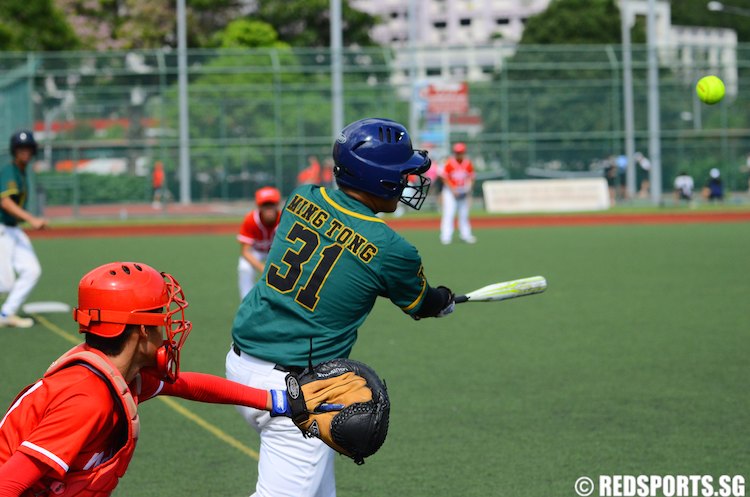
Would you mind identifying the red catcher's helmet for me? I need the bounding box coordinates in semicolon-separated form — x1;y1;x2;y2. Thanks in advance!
255;186;281;206
73;262;192;382
453;142;467;154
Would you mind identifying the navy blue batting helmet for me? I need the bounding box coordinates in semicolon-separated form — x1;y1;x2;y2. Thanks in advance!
10;130;38;157
332;118;431;210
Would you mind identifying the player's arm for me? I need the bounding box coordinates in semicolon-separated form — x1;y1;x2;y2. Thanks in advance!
0;451;51;497
240;243;265;273
412;285;455;319
382;239;455;319
145;371;288;415
0;196;47;230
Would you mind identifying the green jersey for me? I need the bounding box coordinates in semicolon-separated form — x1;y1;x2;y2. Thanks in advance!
231;185;430;366
0;163;27;227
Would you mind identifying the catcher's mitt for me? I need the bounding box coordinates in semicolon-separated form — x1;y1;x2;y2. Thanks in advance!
285;359;390;465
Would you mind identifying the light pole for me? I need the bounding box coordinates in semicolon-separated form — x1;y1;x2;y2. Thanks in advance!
177;0;191;204
330;0;343;139
620;2;636;199
707;1;750;16
646;0;662;205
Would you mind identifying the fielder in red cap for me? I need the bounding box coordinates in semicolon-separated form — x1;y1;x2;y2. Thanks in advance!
237;186;282;299
440;143;476;244
0;262;293;496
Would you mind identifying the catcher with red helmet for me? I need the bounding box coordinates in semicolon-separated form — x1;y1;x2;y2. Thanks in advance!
0;262;295;497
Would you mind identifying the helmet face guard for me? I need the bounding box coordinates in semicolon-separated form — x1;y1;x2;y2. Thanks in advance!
73;262;192;383
156;272;191;383
333;118;433;210
398;172;431;210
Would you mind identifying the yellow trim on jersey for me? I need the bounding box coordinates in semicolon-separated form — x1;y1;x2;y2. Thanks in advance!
1;188;19;198
401;278;427;312
320;187;385;224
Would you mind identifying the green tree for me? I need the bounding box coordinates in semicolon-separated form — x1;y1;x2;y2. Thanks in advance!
157;19;395;196
116;0;175;49
214;19;290;49
671;0;750;42
54;0;246;50
479;0;651;177
0;0;79;50
255;0;377;47
520;0;637;45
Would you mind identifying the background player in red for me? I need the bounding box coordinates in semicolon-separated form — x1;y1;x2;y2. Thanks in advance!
440;142;476;245
151;161;165;209
0;262;292;497
237;186;281;300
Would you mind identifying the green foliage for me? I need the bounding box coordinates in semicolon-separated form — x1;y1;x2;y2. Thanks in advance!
158;40;398;191
37;172;149;205
187;0;245;48
0;0;79;50
672;0;750;42
214;19;289;49
480;1;686;176
115;0;175;49
255;0;377;47
520;0;622;45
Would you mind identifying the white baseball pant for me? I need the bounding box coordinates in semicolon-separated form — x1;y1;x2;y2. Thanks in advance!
440;189;473;243
0;226;41;316
225;348;336;497
238;249;268;300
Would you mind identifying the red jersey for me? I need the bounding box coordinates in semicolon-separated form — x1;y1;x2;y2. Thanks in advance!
0;345;268;496
237;210;280;253
441;157;475;192
0;365;163;482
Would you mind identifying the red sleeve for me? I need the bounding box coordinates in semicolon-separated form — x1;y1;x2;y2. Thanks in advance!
440;161;451;180
467;160;475;177
237;212;260;245
153;372;269;410
0;451;50;497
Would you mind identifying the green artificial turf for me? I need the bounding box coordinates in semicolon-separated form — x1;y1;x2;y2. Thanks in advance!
1;222;747;496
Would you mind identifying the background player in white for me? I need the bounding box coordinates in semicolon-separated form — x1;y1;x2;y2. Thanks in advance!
0;130;47;328
440;142;476;245
673;171;694;203
237;186;281;299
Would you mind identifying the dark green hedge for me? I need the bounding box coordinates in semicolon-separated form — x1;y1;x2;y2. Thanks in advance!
35;173;151;205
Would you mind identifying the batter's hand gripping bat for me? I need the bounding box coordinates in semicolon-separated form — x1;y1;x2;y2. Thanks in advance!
454;276;547;304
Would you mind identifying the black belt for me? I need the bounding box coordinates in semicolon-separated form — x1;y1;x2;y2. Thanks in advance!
232;343;305;375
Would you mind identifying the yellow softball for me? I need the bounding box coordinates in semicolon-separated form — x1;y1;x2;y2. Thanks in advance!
696;75;725;105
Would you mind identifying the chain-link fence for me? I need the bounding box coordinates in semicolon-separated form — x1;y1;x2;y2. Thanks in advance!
2;43;748;210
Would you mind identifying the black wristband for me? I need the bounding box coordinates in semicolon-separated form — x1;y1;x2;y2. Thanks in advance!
413;285;454;318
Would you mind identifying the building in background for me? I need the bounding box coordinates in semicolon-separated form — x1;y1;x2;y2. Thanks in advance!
352;0;737;93
351;0;548;46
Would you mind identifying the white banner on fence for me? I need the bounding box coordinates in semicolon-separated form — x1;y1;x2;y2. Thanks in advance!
482;178;610;213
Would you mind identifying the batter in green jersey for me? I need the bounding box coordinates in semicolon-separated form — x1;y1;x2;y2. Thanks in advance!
227;118;455;497
232;183;432;366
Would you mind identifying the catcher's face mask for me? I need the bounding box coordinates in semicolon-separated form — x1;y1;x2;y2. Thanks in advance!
73;262;192;382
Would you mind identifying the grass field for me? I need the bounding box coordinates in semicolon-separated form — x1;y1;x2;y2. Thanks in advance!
1;221;748;496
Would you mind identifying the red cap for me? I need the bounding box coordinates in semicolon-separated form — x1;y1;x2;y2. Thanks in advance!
453;142;467;154
255;186;281;206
